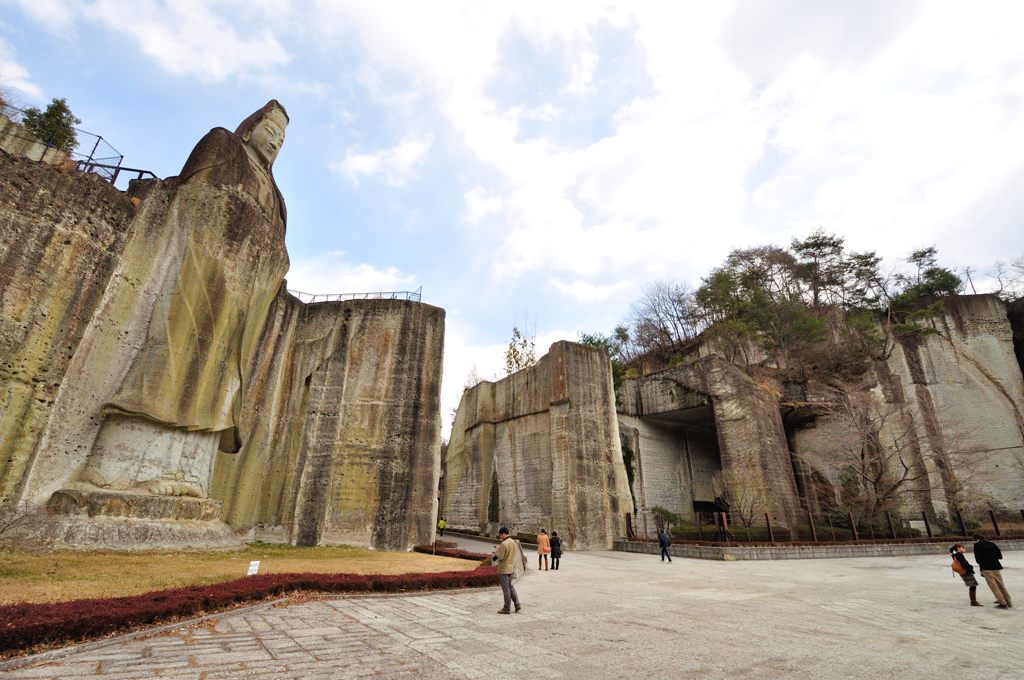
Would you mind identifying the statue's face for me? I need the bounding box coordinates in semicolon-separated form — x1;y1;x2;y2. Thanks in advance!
247;108;288;166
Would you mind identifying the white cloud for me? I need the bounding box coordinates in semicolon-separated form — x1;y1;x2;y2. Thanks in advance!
285;251;417;297
9;0;76;33
0;37;42;99
82;0;291;83
463;185;503;225
547;278;632;303
440;316;506;439
332;134;433;187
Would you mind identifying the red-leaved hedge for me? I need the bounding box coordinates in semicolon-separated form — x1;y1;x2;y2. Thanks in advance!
0;566;497;656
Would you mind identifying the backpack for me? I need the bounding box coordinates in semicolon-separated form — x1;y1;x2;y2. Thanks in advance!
951;555;967;575
511;539;527;580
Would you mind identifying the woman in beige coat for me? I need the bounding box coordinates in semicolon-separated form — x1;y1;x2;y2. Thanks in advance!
537;529;551;571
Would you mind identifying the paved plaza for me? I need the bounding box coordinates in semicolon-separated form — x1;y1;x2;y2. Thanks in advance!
6;539;1022;679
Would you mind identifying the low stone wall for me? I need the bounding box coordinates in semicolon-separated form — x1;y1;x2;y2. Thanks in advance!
613;538;1024;560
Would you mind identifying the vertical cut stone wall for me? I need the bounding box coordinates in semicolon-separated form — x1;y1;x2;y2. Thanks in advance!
211;293;444;550
1;152;444;551
618;356;803;526
441;341;632;549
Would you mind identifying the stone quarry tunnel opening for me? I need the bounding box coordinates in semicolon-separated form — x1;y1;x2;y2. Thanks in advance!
637;403;723;520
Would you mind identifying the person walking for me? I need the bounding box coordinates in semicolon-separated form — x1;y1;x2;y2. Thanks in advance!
974;533;1012;609
437;517;447;537
658;528;672;563
537;529;551;571
493;527;526;614
950;544;982;607
550;531;563;570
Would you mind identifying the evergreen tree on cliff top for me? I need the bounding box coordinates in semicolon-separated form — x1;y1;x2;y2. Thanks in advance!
23;97;80;153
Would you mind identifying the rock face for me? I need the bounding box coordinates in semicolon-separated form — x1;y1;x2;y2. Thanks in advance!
210;292;444;549
793;295;1024;514
0;112;443;551
0;115;69;165
618;356;802;526
620;295;1024;526
441;341;632;550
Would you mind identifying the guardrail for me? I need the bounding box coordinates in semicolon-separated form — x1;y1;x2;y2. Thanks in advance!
288;287;422;304
2;104;153;189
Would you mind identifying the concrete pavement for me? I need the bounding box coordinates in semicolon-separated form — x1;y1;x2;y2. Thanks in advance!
5;539;1022;679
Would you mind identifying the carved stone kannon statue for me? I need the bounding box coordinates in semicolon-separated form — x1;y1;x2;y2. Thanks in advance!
77;101;290;499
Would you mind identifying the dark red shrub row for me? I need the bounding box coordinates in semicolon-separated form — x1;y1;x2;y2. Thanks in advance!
413;545;492;561
0;566;497;656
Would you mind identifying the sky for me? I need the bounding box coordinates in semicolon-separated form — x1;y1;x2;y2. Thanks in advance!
2;1;1023;437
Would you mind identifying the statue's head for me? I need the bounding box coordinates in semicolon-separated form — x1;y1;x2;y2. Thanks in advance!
236;100;289;167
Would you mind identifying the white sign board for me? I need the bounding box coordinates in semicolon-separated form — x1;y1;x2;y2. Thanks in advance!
247;560;260;576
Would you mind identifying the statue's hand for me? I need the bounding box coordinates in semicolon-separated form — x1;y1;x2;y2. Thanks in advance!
145;480;204;497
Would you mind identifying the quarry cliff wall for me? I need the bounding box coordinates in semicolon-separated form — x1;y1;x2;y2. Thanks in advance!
441;341;632;549
0;148;442;551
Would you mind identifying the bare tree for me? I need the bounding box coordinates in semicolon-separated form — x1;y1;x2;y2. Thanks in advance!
0;501;44;541
712;465;767;541
810;382;983;524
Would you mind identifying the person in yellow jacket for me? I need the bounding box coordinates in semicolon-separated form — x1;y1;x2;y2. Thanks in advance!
493;527;527;614
437;517;447;537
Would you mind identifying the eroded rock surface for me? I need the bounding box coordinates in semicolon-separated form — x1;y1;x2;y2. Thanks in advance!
441;341;632;549
0;108;443;551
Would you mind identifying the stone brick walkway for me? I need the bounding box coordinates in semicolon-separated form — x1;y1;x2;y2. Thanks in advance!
6;545;1023;679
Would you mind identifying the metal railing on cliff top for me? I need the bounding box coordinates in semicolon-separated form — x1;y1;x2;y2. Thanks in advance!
2;104;155;188
288;287;423;304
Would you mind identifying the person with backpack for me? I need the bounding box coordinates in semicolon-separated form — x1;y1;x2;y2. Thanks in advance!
974;533;1013;609
658;528;672;563
493;527;527;614
949;544;982;607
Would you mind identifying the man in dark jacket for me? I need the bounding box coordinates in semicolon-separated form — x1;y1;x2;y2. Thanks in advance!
973;533;1012;609
658;529;672;563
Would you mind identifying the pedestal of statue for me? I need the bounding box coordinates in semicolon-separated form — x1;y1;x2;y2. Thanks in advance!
18;487;244;551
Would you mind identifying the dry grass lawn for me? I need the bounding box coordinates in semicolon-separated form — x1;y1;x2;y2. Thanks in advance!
0;543;479;605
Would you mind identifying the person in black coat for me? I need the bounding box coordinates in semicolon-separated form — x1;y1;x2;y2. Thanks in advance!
550;531;563;570
658;528;672;563
973;533;1013;608
950;544;982;606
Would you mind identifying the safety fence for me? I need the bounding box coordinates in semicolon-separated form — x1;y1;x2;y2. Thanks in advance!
288;287;423;304
627;506;1024;545
1;104;154;189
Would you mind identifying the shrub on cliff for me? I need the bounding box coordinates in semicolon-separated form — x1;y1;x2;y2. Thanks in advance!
22;98;80;153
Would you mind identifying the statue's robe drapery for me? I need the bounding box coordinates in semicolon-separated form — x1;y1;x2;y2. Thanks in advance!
103;127;289;452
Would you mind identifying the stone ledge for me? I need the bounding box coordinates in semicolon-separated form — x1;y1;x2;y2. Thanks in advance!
614;538;1024;560
48;487;224;521
11;515;244;552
